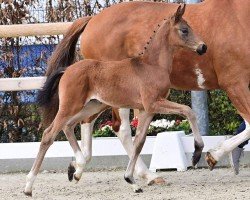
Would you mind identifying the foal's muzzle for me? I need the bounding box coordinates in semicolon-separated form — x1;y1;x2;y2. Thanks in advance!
196;44;207;55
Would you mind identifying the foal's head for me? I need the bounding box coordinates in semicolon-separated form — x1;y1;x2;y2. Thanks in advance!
168;4;207;55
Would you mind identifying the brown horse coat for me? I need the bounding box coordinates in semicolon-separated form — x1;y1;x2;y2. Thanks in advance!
45;0;250;175
80;0;250;169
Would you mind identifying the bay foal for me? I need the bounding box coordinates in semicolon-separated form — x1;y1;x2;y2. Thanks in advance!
24;5;206;195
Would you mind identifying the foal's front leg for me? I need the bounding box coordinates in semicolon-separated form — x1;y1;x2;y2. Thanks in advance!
113;108;165;185
124;110;154;192
146;98;204;166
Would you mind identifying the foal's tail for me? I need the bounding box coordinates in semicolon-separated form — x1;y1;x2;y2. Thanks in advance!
38;68;65;126
41;16;91;126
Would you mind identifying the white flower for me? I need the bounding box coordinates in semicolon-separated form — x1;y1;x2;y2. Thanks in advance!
101;125;112;131
1;3;6;9
150;119;176;129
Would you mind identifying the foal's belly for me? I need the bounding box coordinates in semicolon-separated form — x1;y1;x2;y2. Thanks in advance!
91;86;143;110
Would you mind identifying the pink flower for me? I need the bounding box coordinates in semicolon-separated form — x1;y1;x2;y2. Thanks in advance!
175;119;181;125
131;117;138;128
100;120;113;128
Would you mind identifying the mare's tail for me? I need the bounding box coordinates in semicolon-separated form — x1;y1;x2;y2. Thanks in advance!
41;16;91;126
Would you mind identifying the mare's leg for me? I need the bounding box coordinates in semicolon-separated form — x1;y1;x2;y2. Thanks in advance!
80;120;95;163
66;100;108;181
113;108;165;185
24;113;69;196
124;110;154;192
206;80;250;170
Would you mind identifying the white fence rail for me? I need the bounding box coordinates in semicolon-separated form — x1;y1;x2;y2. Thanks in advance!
0;22;72;38
0;77;46;91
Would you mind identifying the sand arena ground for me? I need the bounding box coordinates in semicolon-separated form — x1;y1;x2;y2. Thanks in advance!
0;168;249;200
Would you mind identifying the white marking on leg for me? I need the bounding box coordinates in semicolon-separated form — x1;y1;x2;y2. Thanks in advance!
80;121;95;163
24;171;37;194
210;128;250;161
194;65;205;89
118;108;131;134
74;150;85;181
244;119;250;130
117;109;160;183
132;184;142;193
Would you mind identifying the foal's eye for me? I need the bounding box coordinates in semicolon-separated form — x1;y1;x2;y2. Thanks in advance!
181;29;188;35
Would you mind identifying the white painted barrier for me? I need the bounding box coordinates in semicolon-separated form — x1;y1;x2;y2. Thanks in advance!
0;137;156;159
0;134;249;161
149;132;250;172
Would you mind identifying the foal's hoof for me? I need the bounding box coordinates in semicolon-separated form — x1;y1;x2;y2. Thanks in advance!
73;174;81;183
134;188;143;193
192;142;203;167
147;177;166;186
23;191;32;197
205;152;217;171
192;153;202;168
68;163;76;182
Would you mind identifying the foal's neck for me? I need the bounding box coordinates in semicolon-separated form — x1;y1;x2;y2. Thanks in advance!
141;20;173;69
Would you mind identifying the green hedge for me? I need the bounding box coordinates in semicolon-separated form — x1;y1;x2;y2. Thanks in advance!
0;89;241;142
208;90;241;135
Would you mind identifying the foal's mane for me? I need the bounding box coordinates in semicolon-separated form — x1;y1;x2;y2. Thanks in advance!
137;17;171;56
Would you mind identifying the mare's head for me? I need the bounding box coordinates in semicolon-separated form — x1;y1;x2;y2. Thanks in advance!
168;4;207;55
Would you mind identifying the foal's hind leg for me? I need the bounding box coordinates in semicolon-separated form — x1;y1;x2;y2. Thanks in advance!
206;80;250;170
24;113;68;196
65;100;108;182
124;110;154;193
67;120;96;182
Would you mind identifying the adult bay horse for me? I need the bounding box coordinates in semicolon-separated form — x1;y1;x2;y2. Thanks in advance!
25;5;206;195
44;0;250;183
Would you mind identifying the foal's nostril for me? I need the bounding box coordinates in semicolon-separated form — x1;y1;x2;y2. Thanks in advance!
202;44;207;53
196;44;207;55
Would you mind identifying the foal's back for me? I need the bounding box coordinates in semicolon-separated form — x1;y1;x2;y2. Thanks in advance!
60;57;159;109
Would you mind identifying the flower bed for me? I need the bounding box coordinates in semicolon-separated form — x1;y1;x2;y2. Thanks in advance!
93;118;191;137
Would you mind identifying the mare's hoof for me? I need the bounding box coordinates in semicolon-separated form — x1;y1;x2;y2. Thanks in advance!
205;152;217;171
134;188;143;193
68;163;76;182
23;191;32;197
147;177;166;186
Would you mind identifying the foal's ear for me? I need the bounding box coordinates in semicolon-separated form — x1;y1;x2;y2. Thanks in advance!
174;4;186;24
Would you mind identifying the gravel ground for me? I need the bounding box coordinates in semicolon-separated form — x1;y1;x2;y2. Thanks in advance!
0;168;249;200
